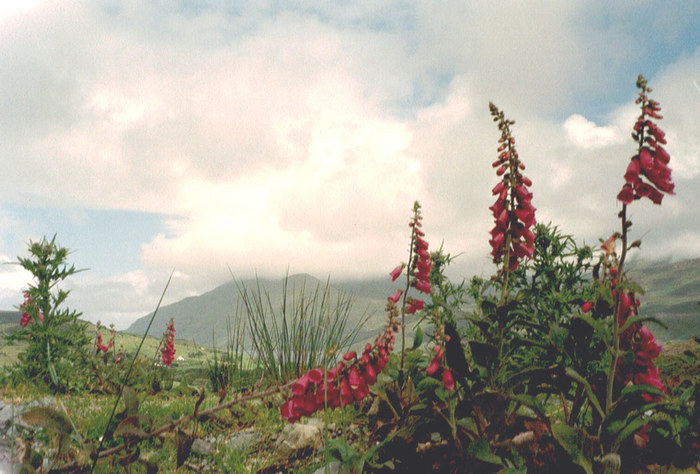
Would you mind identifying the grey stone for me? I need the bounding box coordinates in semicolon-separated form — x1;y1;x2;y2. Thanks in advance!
275;422;322;458
226;429;260;451
191;438;215;456
312;461;348;474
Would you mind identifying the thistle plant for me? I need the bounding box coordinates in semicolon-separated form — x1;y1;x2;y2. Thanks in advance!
6;235;90;391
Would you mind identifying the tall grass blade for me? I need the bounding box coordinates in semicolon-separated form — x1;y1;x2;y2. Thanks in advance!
90;271;173;474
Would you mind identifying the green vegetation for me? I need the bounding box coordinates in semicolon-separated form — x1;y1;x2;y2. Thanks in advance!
0;76;698;473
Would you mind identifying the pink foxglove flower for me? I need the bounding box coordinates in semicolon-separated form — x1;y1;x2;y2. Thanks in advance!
617;76;674;206
161;319;176;367
488;103;536;271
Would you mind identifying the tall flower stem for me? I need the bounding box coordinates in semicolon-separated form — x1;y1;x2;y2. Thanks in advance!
399;206;418;381
606;205;628;413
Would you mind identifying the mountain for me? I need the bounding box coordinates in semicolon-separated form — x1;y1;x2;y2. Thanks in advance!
627;257;700;340
125;274;393;349
121;258;700;347
0;311;20;325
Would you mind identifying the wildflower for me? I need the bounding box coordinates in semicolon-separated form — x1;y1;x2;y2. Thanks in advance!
96;333;113;353
390;264;403;282
20;311;32;327
442;369;455;390
488;103;536;271
388;289;402;304
617;75;674;206
161;319;176;367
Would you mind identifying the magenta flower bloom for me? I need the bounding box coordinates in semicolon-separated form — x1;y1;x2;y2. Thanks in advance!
390;264;403;282
161;319;176;367
488;103;536;270
388;289;402;304
617;76;674;206
442;369;455;390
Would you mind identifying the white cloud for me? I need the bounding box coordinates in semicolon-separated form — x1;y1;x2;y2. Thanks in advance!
564;115;622;149
1;2;699;327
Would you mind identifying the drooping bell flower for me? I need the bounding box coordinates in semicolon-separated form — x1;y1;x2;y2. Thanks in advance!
442;369;455;390
390;264;403;282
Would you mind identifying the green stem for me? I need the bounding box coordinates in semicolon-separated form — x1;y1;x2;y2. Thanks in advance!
399;207;418;381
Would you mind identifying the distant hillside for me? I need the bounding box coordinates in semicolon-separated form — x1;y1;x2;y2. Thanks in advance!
109;258;700;347
0;311;20;325
125;274;391;349
627;258;700;341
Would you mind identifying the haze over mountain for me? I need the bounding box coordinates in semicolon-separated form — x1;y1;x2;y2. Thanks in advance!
123;259;700;347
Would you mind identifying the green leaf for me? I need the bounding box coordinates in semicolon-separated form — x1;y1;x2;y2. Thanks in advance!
550;424;593;474
327;437;358;463
412;326;423;349
20;406;73;435
466;438;503;466
619;315;667;334
618;383;666;402
123;386;139;417
113;415;148;439
565;367;604;419
610;416;647;452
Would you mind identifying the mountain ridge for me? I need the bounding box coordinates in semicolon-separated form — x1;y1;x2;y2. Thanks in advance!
124;258;699;346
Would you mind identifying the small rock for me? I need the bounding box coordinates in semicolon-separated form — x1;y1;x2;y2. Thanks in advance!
191;438;214;456
275;422;321;457
226;429;260;452
312;461;348;474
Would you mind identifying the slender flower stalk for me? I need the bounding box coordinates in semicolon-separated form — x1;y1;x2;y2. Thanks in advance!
399;202;432;377
605;75;673;413
160;319;176;367
488;103;536;301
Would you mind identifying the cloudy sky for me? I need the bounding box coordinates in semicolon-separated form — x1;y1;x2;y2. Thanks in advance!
1;1;698;329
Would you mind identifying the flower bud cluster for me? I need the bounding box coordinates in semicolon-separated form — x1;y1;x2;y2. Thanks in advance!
488;103;536;271
19;291;43;327
617;75;674;205
281;301;399;423
161;318;176;367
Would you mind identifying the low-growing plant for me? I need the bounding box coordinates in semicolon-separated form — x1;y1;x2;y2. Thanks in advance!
204;312;257;395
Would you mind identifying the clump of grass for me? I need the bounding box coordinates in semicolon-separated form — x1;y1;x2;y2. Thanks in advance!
205;310;257;393
237;273;367;383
